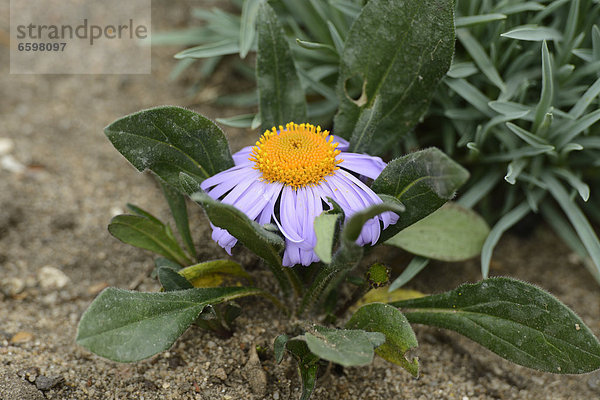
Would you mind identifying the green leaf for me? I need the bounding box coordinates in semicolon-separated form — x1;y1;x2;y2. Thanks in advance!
392;277;600;374
533;41;554;133
274;334;289;363
386;203;490;261
313;208;343;264
256;2;307;129
480;202;531;278
457;29;506;92
104;106;234;190
174;39;240;59
77;286;266;362
158;267;194;291
179;259;253;287
455;13;506;28
284;338;319;400
543;173;600;280
216;113;256;129
160;182;196;260
239;0;262;58
346;303;419;376
501;26;563;42
108;214;191;266
371;148;470;242
388;256;430;291
304;326;385;367
191;192;291;295
334;0;455;153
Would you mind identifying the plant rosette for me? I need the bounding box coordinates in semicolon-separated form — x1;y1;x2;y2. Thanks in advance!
77;0;600;398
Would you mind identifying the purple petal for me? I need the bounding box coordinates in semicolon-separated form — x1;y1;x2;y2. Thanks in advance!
232;146;254;166
201;164;256;198
339;152;387;180
275;186;304;243
332;135;349;151
211;225;237;255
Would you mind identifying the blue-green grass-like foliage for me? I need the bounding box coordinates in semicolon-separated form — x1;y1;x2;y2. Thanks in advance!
156;0;600;284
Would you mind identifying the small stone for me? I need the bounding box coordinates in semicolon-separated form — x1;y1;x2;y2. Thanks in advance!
1;277;25;296
0;370;44;400
34;375;63;391
244;344;267;397
87;282;109;296
273;391;280;400
1;155;25;173
162;382;170;389
38;266;70;290
214;368;227;381
10;331;34;344
17;367;39;383
0;138;14;156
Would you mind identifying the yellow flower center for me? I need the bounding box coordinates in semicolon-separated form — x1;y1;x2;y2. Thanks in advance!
249;122;342;188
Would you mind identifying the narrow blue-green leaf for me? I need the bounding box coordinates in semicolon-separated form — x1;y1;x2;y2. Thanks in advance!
393;277;600;373
457;29;506;92
371;148;470;242
501;26;563;42
304;326;385;367
77;286;265;362
334;0;455;152
543;173;600;279
386;203;490;262
506;122;552;148
239;0;262;58
552;168;590;201
446;79;494;117
161;182;196;260
488;100;531;115
555;109;600;147
485;145;555;162
533;41;554;133
295;38;337;53
388;256;430;292
346;303;419;376
572;48;592;62
108;214;191;266
216;113;256;129
330;0;362;19
327;21;345;55
593;25;600;62
457;170;503;209
481;202;531;278
256;2;307;129
569;76;600;119
455;13;506;28
540;202;589;260
150;28;210;46
447;62;478;79
104;106;234;190
495;2;545;15
297;67;339;102
505;159;527;185
158;267;194;291
174;39;240;59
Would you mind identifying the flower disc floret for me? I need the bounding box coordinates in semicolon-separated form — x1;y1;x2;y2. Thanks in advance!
249;123;342;188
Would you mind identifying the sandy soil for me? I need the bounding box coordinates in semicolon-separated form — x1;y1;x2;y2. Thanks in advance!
1;1;600;399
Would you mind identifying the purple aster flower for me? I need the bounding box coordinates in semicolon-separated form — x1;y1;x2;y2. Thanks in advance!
201;122;398;266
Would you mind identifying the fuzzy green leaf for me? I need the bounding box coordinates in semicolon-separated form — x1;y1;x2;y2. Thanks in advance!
104;106;234;191
371;148;470;242
158;267;194;291
108;214;191;266
334;0;455;153
77;287;265;362
386;203;490;261
256;2;307;129
304;326;385;367
346;303;419;376
392;277;600;374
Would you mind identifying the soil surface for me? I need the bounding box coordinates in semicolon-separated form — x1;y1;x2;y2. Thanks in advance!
1;1;600;399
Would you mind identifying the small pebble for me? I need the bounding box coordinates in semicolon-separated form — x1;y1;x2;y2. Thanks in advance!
214;368;227;381
35;375;63;391
38;266;70;290
0;138;14;155
10;331;34;344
